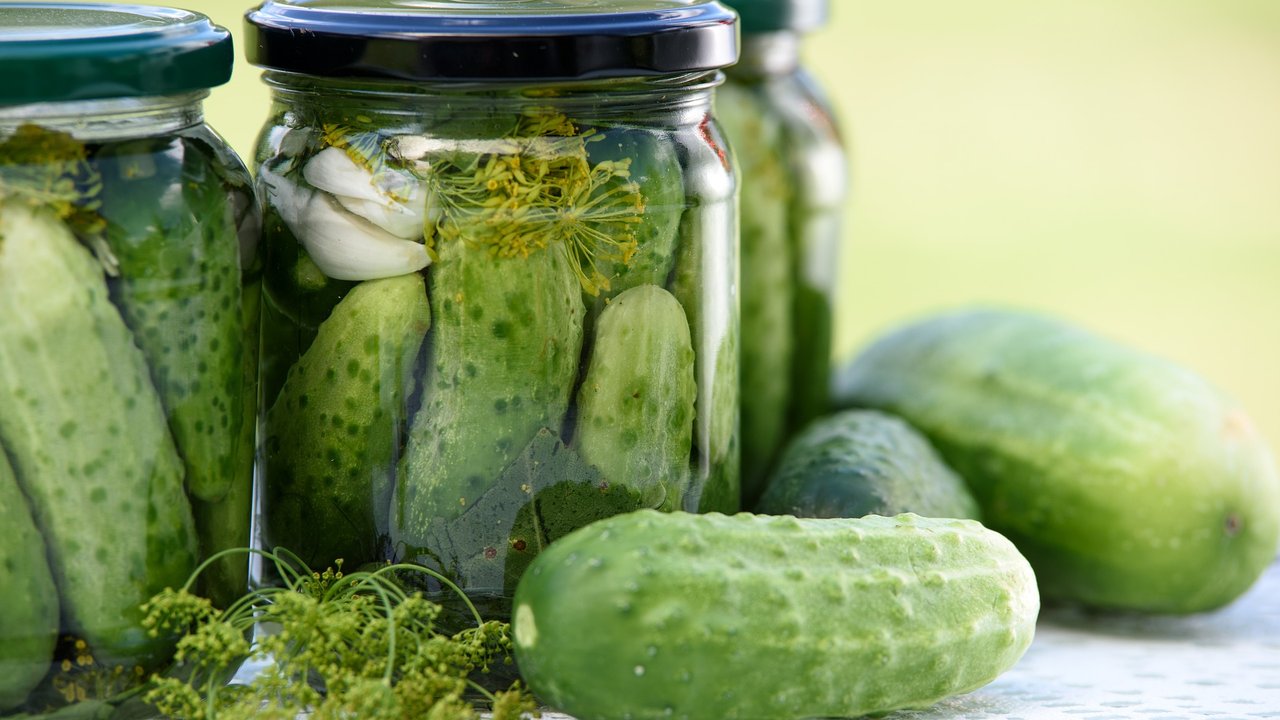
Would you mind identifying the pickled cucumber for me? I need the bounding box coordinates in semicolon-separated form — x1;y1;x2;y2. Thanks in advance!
266;274;430;570
396;239;584;539
574;284;696;510
97;135;248;503
0;449;58;712
0;202;197;666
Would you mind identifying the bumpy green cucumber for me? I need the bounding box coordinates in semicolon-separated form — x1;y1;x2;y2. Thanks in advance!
833;309;1280;613
584;127;684;302
756;409;980;520
574;285;696;510
0;449;58;711
0;202;197;666
266;274;430;570
194;278;261;608
397;240;584;539
716;82;795;506
514;511;1038;720
97;135;247;503
669;125;739;513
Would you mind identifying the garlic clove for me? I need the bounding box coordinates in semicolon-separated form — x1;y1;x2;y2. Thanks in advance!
299;192;431;281
258;165;314;231
303;147;384;203
334;192;425;240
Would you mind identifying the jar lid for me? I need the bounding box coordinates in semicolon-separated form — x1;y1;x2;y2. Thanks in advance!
0;3;233;106
244;0;740;82
720;0;827;34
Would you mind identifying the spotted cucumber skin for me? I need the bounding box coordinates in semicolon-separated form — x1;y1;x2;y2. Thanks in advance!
0;202;197;667
397;241;584;539
0;449;58;711
833;309;1280;613
98;135;248;503
574;285;696;510
513;511;1038;720
756;409;981;521
266;274;430;570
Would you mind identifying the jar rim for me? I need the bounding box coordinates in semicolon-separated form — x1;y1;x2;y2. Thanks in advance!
244;0;740;83
0;3;232;107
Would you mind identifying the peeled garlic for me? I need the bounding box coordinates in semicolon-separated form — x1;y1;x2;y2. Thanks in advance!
302;147;427;240
259;166;431;282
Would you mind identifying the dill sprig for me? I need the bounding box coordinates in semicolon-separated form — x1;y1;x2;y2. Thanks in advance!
0;124;116;272
140;549;537;720
427;108;645;296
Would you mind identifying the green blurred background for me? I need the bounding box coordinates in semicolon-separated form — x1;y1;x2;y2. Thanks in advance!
154;0;1280;452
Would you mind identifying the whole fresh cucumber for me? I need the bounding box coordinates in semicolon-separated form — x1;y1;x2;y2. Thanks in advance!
833;308;1280;613
396;240;584;539
0;449;58;712
757;409;981;520
0;202;197;666
584;127;684;304
514;511;1038;720
266;274;430;570
574;284;696;510
97;136;248;503
716;82;795;507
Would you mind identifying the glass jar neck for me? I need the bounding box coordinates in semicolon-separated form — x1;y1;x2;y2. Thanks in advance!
263;71;720;129
728;31;802;79
0;92;206;141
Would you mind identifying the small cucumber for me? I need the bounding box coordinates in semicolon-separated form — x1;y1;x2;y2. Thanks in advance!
513;511;1038;720
396;240;584;538
0;449;58;711
97;136;248;503
833;309;1280;613
573;284;696;510
265;274;430;570
584;127;684;303
0;202;197;666
756;409;980;520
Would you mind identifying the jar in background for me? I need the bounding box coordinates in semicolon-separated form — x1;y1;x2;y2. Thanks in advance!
246;0;740;616
719;0;848;505
0;4;259;716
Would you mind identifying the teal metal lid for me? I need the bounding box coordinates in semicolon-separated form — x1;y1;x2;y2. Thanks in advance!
0;3;233;106
720;0;826;34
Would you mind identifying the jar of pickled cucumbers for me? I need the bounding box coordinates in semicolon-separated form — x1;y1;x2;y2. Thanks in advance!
246;0;740;614
718;0;847;505
0;4;258;716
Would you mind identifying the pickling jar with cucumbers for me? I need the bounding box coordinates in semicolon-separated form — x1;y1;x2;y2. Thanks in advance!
247;0;741;614
0;4;259;716
717;0;847;505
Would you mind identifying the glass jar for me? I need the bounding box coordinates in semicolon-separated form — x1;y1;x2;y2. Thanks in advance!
246;0;740;616
718;0;847;505
0;4;258;717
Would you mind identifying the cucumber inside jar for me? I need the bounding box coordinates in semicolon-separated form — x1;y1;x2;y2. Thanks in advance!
0;121;258;715
255;103;735;604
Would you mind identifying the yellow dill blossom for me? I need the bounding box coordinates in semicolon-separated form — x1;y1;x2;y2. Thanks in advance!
141;548;535;720
427;107;645;295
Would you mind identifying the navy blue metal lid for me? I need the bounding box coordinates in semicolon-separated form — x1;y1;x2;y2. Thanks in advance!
0;3;232;105
244;0;739;83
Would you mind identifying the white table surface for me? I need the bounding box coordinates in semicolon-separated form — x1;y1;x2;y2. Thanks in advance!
534;558;1280;720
